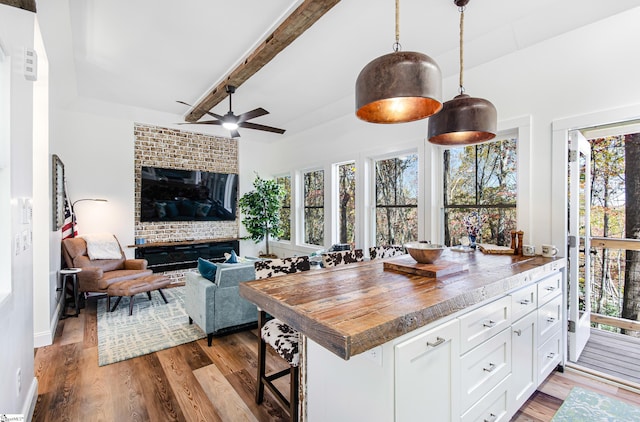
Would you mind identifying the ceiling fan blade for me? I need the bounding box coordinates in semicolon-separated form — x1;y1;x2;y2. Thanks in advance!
176;120;222;126
236;107;269;123
176;100;225;121
230;129;241;138
239;121;286;134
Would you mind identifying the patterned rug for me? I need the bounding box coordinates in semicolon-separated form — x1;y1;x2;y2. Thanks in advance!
97;286;205;366
551;386;640;421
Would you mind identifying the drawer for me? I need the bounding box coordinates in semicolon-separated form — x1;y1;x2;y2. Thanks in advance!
538;329;562;385
461;374;510;422
537;271;562;305
538;294;562;345
460;328;511;412
510;283;537;322
459;296;512;354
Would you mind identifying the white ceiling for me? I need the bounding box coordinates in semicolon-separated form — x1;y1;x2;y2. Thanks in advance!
38;0;640;140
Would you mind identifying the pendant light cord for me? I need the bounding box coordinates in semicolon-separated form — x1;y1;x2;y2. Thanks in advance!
394;0;401;52
459;6;465;94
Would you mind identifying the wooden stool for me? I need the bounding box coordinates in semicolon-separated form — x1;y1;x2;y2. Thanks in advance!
106;275;171;316
256;310;300;421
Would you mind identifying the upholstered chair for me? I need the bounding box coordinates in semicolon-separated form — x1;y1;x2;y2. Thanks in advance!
254;256;310;422
321;249;364;267
62;236;152;296
369;244;407;260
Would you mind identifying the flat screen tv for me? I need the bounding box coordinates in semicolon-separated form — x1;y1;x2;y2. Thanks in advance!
140;166;238;222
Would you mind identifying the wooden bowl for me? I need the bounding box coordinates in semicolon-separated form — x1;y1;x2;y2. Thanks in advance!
404;242;446;264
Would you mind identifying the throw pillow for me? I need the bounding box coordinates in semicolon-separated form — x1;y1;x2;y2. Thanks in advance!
197;257;217;282
224;250;239;263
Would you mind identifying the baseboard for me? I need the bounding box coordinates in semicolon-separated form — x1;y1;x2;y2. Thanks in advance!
33;302;60;347
21;377;38;421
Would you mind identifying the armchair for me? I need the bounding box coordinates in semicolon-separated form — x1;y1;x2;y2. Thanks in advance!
61;236;152;295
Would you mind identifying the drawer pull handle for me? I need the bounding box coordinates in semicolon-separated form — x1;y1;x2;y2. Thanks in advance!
514;329;522;336
545;286;557;292
483;320;496;328
519;299;531;305
547;317;556;323
484;414;497;422
547;352;556;359
426;337;446;348
483;363;496;372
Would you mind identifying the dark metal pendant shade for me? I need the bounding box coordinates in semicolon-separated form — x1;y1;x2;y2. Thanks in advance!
356;51;442;124
427;93;497;146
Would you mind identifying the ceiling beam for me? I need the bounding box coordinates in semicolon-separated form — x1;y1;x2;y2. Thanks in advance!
0;0;36;12
185;0;341;122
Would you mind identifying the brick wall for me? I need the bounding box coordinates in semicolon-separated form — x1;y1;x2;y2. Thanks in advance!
133;123;239;282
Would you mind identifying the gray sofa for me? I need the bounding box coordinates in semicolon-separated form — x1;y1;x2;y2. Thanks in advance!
184;262;258;346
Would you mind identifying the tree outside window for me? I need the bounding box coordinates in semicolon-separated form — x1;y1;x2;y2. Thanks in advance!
304;169;324;246
275;175;291;241
375;154;418;245
443;138;517;247
338;162;356;245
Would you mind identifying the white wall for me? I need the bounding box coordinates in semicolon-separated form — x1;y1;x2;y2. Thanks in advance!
0;4;38;418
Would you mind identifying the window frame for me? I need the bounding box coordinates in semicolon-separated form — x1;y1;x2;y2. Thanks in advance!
300;167;325;247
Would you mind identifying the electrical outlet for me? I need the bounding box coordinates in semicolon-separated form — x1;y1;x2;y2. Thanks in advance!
365;346;383;366
16;367;21;396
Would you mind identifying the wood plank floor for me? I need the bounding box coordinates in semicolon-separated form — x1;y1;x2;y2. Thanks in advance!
34;297;640;422
576;328;640;385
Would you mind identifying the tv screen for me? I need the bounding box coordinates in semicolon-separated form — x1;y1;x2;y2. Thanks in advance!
140;166;238;222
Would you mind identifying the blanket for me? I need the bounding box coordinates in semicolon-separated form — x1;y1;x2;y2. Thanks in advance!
81;233;122;260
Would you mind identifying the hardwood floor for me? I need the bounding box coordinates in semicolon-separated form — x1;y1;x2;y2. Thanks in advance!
34;297;640;422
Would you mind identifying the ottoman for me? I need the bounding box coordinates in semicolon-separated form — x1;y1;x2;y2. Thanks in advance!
106;274;172;316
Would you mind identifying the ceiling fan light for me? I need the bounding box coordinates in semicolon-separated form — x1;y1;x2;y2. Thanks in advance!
356;51;442;124
222;121;239;131
427;93;497;146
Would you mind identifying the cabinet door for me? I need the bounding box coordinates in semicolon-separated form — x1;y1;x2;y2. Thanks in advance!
537;271;562;306
460;328;511;412
395;319;460;422
510;283;537;323
538;294;562;345
538;329;562;384
459;296;512;354
510;311;537;415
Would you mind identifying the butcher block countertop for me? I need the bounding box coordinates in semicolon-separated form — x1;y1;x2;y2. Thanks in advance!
239;252;565;360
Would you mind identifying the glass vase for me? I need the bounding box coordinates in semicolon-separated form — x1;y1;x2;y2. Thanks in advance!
468;234;477;250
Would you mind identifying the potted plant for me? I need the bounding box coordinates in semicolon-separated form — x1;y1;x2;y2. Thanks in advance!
238;174;285;258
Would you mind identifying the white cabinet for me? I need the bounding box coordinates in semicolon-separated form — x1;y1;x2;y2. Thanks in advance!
460;328;511;412
510;310;537;415
459;296;511;354
392;268;564;422
395;318;460;422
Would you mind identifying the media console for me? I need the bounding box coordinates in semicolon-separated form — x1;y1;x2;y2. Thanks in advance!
133;238;239;272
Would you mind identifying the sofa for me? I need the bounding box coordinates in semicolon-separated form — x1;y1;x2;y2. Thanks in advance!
184;262;258;346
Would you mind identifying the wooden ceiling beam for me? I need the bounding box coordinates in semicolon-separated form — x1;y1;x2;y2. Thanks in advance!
185;0;341;122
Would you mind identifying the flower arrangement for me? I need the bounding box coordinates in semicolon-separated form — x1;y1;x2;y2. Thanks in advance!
463;211;486;238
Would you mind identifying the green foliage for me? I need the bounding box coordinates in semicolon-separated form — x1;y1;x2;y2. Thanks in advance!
238;174;285;255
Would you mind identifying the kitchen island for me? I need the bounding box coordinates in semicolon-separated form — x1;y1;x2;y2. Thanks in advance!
240;252;566;421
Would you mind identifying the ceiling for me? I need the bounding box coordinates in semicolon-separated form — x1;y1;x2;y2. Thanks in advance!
38;0;640;141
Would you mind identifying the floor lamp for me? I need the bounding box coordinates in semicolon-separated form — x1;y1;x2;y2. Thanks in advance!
71;198;108;237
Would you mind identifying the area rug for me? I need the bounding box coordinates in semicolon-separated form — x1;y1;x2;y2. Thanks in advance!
97;286;205;366
551;386;640;421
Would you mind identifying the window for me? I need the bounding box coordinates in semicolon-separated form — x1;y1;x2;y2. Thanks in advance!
443;137;517;246
375;154;418;245
338;162;356;245
304;169;324;246
275;175;291;241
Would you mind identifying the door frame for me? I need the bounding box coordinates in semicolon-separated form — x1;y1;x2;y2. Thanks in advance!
552;103;640;367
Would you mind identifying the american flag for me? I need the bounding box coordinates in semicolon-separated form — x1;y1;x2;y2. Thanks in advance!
61;180;76;239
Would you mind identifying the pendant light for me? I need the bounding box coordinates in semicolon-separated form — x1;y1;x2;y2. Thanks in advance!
428;0;496;145
356;0;442;124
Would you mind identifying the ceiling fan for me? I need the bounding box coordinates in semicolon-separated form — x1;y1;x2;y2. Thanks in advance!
177;85;286;138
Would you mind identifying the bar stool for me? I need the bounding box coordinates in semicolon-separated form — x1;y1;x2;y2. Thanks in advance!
59;268;82;319
253;256;310;422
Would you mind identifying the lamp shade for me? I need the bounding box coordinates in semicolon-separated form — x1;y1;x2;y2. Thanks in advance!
356;51;442;124
427;93;497;145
